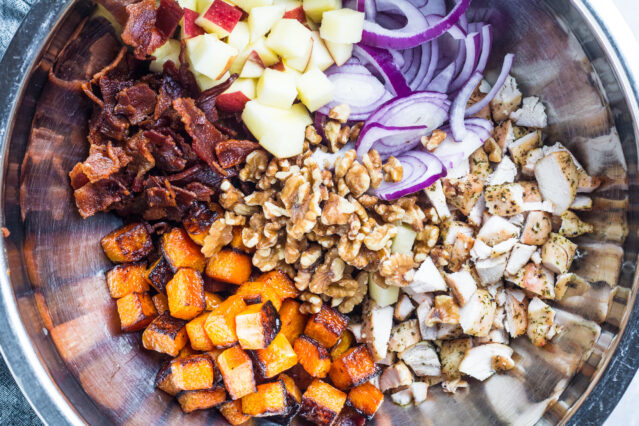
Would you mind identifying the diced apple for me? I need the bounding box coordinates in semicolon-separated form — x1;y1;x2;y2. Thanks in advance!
150;39;181;73
242;101;307;158
307;31;334;71
319;9;364;44
266;19;313;59
274;0;302;9
181;8;206;39
240;51;266;78
283;37;313;72
228;21;250;51
217;78;257;112
302;0;341;23
260;125;306;158
197;0;214;13
257;68;298;109
178;0;198;11
194;71;231;91
297;68;333;112
250;37;281;66
369;277;399;307
186;34;238;80
289;102;313;127
249;5;285;41
196;0;243;38
283;5;306;23
324;40;353;66
231;0;273;12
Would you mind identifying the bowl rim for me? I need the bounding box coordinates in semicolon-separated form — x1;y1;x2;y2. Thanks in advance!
0;1;637;425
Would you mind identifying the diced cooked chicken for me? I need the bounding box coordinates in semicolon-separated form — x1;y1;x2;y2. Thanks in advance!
493;120;515;151
522;147;543;176
394;293;416;321
510;96;547;128
458;343;514;381
475;255;508;285
484;183;525;216
505;243;536;275
416;297;437;340
442;378;469;394
440;338;472;379
425;180;451;220
442;176;484;216
508;130;541;167
388;320;421;353
468;194;486;227
541;233;577;274
448;233;474;272
520;211;552;245
534;151;578;215
477;216;520;246
379;362;414;392
445;270;477;306
509;262;555;299
469;148;492;182
459;289;496;337
577;170;602;193
362;300;394;362
475;328;510;345
348;323;363;342
520;181;542;202
390;388;413;406
410;256;448;293
526;297;557;347
504;289;528;338
530;249;542;265
490;75;522;122
491;237;518;256
486;156;517;186
470;238;492;261
570;195;593;211
411;382;428;405
408;291;433;306
378;351;396;366
436;324;464;340
559;211;594;238
425;295;460;327
441;221;474;245
399;341;442;377
554;273;590;301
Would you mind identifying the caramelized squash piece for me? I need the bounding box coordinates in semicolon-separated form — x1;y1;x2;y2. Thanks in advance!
206;249;252;285
294;335;332;378
236;281;283;311
219;399;252;425
217;346;257;400
156;361;181;396
287;364;315;392
162;228;207;272
236;301;281;350
242;381;288;417
182;202;221;246
299;379;347;426
116;292;157;332
270;373;303;424
253;332;298;379
256;270;300;300
330;330;355;361
152;293;169;314
334;407;366;426
231;226;255;253
347;383;384;420
205;277;233;293
177;387;227;413
329;345;380;391
178;345;198;358
142;314;188;356
171;354;215;391
279;299;308;344
304;305;349;348
204;295;247;348
106;262;148;298
186;312;215;351
166;268;205;320
146;257;173;294
279;373;302;405
205;291;223;310
101;223;153;263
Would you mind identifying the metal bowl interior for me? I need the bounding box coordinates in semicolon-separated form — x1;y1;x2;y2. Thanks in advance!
0;0;637;425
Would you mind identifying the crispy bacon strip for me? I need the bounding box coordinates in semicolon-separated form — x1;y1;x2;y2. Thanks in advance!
215;140;260;168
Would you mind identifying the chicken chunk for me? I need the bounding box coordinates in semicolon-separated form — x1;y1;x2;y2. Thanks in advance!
424;295;460;327
459;289;496;337
510;96;547;128
477;216;520;246
458;343;514;381
411;382;428;405
390;388;413;406
541;233;577;274
416;297;437;340
520;211;552;245
362;300;394;362
410;256;448;293
379;362;413;392
424;180;450;220
493;120;515;151
440;338;472;379
399;341;441;377
468;194;486;227
526;297;557;347
441;221;474;246
388;320;421;353
509;130;541;167
554;273;590;301
445;270;477;306
505;243;536;275
394;293;415;322
534;151;578;215
442;175;484;216
486;156;518;186
484;183;525;216
509;262;555;299
475;255;508;285
490;75;522;122
559;211;593;238
504;289;528;338
522;147;543;176
570;196;593;211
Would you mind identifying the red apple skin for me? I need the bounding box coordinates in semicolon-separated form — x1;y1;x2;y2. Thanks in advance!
203;0;243;33
217;91;251;112
183;8;205;38
246;51;266;68
283;6;306;24
270;61;286;72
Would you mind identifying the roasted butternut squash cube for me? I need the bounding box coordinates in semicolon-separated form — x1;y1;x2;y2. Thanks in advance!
204;295;247;348
156;361;181;396
206;249;252;285
219;400;252;425
178;345;198;358
166;268;205;320
242;381;288;417
186;312;215;351
253;332;298;379
294;335;332;378
231;226;255;254
236;281;283;311
330;330;355;361
106;262;148;298
299;380;347;426
256;270;300;300
335;407;366;426
142;314;188;356
269;373;303;424
162;228;207;272
287;364;315;392
304;305;349;348
347;383;384;420
116;292;157;332
205;276;233;293
146;256;173;294
101;223;153;263
279;373;302;405
217;346;256;400
171;354;215;391
177;387;227;413
236;301;281;350
329;345;380;391
152;293;169;314
205;292;223;310
279;299;308;344
182;202;221;246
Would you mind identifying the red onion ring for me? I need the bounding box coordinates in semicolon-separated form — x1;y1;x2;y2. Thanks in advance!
465;53;514;116
353;44;411;96
449;70;483;141
372;150;447;200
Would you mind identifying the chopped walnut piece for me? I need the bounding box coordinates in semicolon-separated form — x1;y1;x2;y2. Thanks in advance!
430;245;450;267
219;180;244;210
383;156;403;182
357;194;379;209
345;161;370;197
324;120;342;152
327;256;346;282
308;264;330;294
239;150;269;182
421;129;447;151
300;244;323;269
321;193;355;226
363;224;397;251
375;203;405;223
294;269;312;291
338;272;368;313
325;278;358;298
300;292;322;314
329;104;351;123
380;253;415;287
201;218;233;257
350;122;364;141
252;246;283;272
484;137;503;162
285;234;307;264
305;125;323;145
362;150;383;189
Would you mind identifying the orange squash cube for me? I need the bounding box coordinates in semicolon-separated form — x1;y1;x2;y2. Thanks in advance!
287;364;315;392
217;346;256;400
279;373;302;405
294;335;332;378
186;312;215;351
155;361;181;396
299;380;347;426
205;276;233;293
231;226;255;254
146;257;173;294
219;400;252;425
204;295;247;348
253;332;298;379
205;291;223;310
170;354;215;391
178;345;198;358
152;293;169;314
279;299;308;344
206;249;252;285
330;330;355;361
236;281;283;311
347;383;384;420
177;387;227;413
106;262;148;298
241;381;288;417
116;292;157;332
166;268;205;320
182;202;221;246
328;345;381;391
101;223;153;263
162;228;207;272
304;305;349;348
236;301;281;350
142;314;188;356
272;373;303;424
256;270;300;300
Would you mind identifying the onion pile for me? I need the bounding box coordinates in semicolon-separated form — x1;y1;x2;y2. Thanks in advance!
321;0;515;200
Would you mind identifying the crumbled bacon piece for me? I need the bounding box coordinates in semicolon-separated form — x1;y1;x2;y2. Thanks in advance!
215;139;260;168
115;83;157;124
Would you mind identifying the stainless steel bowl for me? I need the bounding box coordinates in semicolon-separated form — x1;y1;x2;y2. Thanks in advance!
0;0;637;424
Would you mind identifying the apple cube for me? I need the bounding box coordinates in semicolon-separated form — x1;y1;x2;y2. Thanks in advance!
186;34;238;80
150;39;181;73
283;5;306;23
257;68;298;109
194;71;231;91
297;68;334;112
228;21;250;51
302;0;341;23
250;37;281;66
290;102;313;127
217;78;257;112
274;0;302;9
181;8;205;39
178;0;198;11
324;40;353;66
320;9;364;44
197;0;214;13
240;51;266;78
283;37;313;72
307;31;334;71
266;19;313;59
231;0;273;12
196;0;243;38
249;5;285;42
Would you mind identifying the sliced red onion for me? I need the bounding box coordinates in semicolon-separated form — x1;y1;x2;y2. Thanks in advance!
449;70;483;141
354;44;411;96
314;112;328;141
473;24;493;75
372;150;447;200
433;119;493;171
426;62;455;92
466;53;515;116
448;31;480;92
407;43;431;91
357;123;428;159
319;70;393;120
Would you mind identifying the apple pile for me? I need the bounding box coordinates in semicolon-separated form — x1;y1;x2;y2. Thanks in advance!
151;0;365;159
